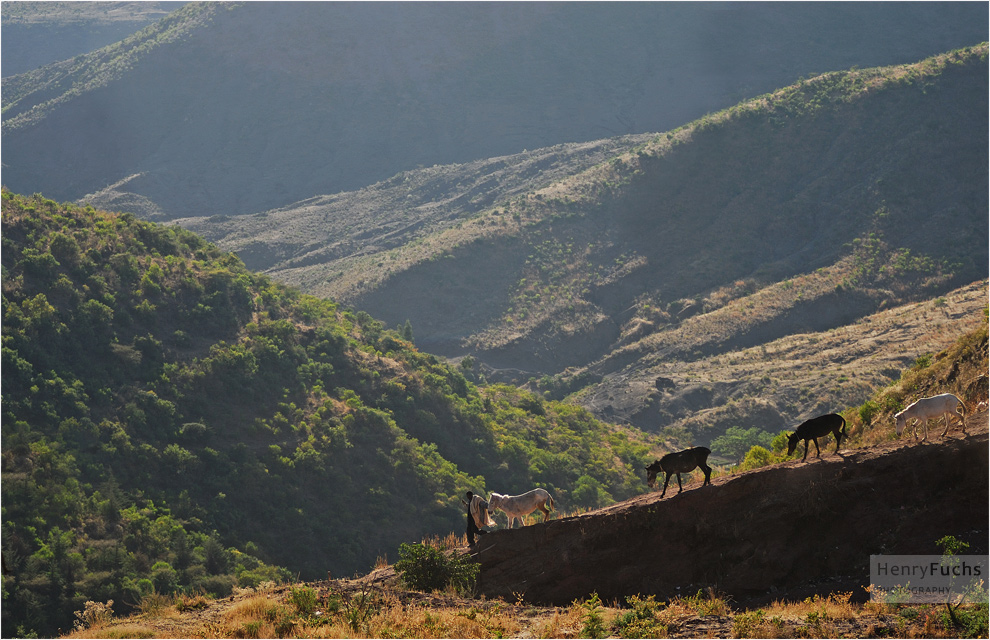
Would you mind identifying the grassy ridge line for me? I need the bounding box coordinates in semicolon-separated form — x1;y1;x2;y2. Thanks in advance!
173;135;654;274
374;43;988;272
469;44;989;349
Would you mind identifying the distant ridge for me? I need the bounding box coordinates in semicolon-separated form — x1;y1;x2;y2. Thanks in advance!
3;2;987;217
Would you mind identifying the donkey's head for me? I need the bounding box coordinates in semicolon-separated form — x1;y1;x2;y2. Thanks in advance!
786;432;800;456
645;460;663;488
894;411;907;436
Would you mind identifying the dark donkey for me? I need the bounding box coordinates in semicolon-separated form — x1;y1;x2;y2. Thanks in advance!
645;447;713;498
787;413;846;462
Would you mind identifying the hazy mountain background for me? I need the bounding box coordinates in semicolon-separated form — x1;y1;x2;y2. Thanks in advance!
2;2;987;219
178;45;989;440
2;3;990;635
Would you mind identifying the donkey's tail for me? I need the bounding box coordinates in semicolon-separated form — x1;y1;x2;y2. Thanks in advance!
547;492;555;512
840;415;847;436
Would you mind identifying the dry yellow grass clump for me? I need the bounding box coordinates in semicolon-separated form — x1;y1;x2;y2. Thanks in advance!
63;578;988;639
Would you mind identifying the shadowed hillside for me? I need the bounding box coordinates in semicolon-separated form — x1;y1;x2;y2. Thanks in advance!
0;2;185;75
3;2;987;218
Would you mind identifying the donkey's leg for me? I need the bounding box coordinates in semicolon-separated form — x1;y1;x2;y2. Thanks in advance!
676;472;684;494
539;502;550;522
802;440;810;462
660;473;671;498
812;437;822;458
939;412;950;438
701;463;712;486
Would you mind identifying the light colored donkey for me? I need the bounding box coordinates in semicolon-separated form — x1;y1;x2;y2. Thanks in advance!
488;488;555;528
895;393;966;441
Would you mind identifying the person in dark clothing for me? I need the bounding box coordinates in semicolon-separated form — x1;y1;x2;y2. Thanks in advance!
463;491;490;546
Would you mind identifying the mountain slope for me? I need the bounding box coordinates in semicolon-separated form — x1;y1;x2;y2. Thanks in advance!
0;1;185;75
3;2;987;218
0;191;656;637
172;136;655;274
346;46;987;362
167;46;989;443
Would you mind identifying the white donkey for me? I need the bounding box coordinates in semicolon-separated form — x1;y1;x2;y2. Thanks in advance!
488;488;555;528
895;393;967;441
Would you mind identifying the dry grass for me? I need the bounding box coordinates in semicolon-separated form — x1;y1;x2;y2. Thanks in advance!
575;279;987;447
63;623;159;639
420;531;466;550
66;580;989;639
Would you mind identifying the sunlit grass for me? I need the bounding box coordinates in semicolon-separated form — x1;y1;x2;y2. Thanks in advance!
70;577;990;639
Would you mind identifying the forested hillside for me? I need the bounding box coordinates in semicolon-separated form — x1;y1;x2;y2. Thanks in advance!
3;2;986;218
0;191;655;637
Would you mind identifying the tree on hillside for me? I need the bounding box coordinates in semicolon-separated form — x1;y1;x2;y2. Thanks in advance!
710;426;774;462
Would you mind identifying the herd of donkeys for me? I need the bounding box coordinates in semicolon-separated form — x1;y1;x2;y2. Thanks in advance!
466;392;971;540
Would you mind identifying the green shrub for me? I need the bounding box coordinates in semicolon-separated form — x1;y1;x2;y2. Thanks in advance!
711;426;773;462
289;586;318;615
737;446;775;471
394;543;479;594
614;594;667;638
580;593;608;639
859;400;881;425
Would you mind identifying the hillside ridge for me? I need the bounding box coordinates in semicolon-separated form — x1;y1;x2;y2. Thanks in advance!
474;424;989;607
